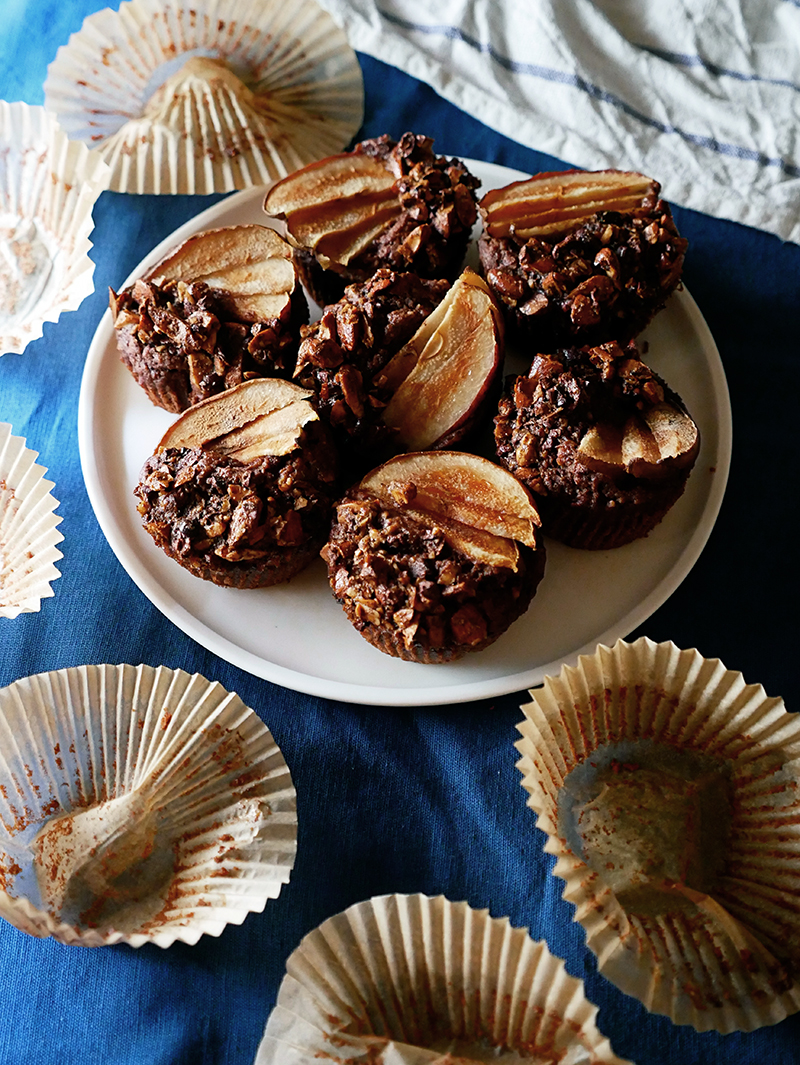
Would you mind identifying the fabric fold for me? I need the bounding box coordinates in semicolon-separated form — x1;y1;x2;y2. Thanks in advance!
318;0;800;243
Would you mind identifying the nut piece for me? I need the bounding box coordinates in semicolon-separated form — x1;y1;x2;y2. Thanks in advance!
357;450;541;567
158;378;318;461
480;169;657;240
378;269;504;451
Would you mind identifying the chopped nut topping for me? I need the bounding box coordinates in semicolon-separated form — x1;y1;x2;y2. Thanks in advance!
134;432;337;587
111;273;307;413
495;340;699;525
322;496;543;660
478;185;687;347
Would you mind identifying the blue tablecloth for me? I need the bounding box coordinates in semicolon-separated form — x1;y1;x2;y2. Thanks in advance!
1;3;799;1063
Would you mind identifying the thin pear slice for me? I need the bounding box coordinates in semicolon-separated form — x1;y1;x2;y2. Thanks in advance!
312;205;403;267
284;191;399;248
645;404;700;466
400;506;520;570
146;224;298;322
480;169;656;240
577;404;699;479
158;378;317;460
358;451;541;550
190;260;291;296
380;269;503;450
621;418;662;470
199;401;319;462
264;152;396;216
575;423;624;473
263;151;401;265
376;296;452;394
224;291;295;321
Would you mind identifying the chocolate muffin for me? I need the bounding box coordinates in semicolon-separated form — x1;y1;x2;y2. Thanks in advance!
478;169;687;350
494;341;699;549
134;379;339;588
135;441;337;588
293;268;449;472
111;225;308;412
321;451;546;663
264;132;480;307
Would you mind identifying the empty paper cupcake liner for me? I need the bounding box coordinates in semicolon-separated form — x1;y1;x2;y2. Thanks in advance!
256;893;631;1064
0;423;63;618
516;637;800;1033
0;102;110;355
44;0;364;195
0;663;297;947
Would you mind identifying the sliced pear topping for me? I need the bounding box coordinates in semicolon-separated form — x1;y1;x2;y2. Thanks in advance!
263;151;401;266
376;296;452;393
378;269;503;451
358;451;541;561
148;224;292;282
158;378;317;460
223;290;294;322
480;170;656;240
145;224;298;322
401;506;520;570
264;153;397;215
645;404;700;465
577;404;699;479
621;418;662;469
312;205;402;268
576;423;624;470
199;401;318;462
284;191;399;247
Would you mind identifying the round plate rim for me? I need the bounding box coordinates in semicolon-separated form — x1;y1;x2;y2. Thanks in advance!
78;159;732;706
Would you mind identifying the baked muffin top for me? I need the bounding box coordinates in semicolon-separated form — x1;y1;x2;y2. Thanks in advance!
495;340;699;510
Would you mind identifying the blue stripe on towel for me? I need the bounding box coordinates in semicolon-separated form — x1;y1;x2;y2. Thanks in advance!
379;9;800;178
636;46;800;93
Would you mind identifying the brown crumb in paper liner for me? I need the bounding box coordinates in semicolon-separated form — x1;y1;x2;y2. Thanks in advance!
256;893;632;1064
516;636;800;1032
0;663;296;947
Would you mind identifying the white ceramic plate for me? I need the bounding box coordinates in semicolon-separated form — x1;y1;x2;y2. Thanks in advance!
78;160;732;707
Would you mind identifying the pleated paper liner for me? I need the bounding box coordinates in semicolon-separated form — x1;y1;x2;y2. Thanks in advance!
44;0;364;195
0;102;110;355
0;664;296;947
0;423;63;618
516;637;800;1033
256;893;631;1064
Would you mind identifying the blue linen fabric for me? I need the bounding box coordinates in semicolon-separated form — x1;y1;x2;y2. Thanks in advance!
1;2;799;1064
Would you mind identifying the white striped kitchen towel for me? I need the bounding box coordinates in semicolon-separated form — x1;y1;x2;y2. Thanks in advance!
318;0;800;244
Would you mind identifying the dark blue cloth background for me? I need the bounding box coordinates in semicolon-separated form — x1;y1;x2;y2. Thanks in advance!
1;2;798;1063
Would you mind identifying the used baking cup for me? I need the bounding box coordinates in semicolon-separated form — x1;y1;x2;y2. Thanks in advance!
516;637;800;1033
0;101;110;355
0;423;63;618
256;893;631;1064
0;664;296;947
44;0;364;195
